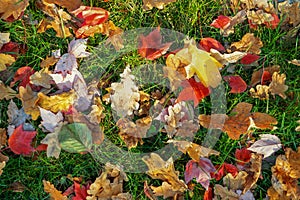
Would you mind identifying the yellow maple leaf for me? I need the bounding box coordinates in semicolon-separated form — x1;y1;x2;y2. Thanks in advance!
0;54;15;71
38;90;76;113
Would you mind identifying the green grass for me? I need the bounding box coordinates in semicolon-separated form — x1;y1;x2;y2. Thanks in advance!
0;0;300;199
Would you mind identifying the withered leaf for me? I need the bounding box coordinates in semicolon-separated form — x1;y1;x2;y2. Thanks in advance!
0;54;15;71
150;181;184;199
18;85;40;120
213;184;239;200
0;128;7;148
43;180;68;200
243;153;262;193
0;81;17;100
223;171;248;191
0;161;5;176
288;59;300;66
250;85;270;100
143;0;177;10
30;68;53;89
7;100;30;128
40;56;59;68
229;33;263;54
0;0;29;21
250;65;280;87
269;72;288;99
210;49;247;65
43;0;81;11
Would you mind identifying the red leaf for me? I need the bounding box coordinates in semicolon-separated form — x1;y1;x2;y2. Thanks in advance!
223;75;247;93
204;186;213;200
8;124;36;155
240;53;260;64
10;66;35;88
265;14;280;29
36;144;47;151
210;15;230;29
261;70;272;85
0;42;20;58
138;27;172;60
184;158;216;190
200;37;225;52
235;147;251;166
177;78;210;107
72;181;89;200
248;19;258;29
213;163;238;181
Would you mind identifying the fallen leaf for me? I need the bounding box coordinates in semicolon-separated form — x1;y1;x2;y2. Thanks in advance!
7;181;26;192
39;107;63;132
223;75;247;93
7;100;30;128
86;97;105;124
0;161;6;176
210;15;231;29
249;85;270;100
0;54;15;71
43;0;81;11
0;81;17;100
38;90;76;113
250;65;280;87
209;49;247;66
229;33;263;54
72;181;89;200
235;147;252;166
43;180;68;200
248;134;282;158
40;56;59;68
30;68;53;89
10;66;35;88
279;2;300;28
138;27;172;60
296;120;300;132
204;186;213;200
0;32;10;49
243;153;262;193
213;184;239;200
247;10;274;26
288;59;300;66
213;163;238;181
163;66;186;91
110;66;140;118
0;0;29;22
269;72;288;99
41;128;62;158
240;53;260;65
18;85;40;120
142;0;177;10
184;158;216;190
0;128;7;148
199;37;225;52
8;124;36;155
223;171;248;191
150;181;185;199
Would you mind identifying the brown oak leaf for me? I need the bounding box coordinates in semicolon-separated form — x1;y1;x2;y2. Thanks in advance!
229;33;263;54
250;85;270;100
18;85;40;120
269;72;288;99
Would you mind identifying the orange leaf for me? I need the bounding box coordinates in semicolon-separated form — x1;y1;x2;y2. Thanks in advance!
223;75;247;93
200;37;225;52
210;15;230;29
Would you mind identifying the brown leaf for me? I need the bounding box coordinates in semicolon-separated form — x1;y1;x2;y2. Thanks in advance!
105;21;124;51
0;81;17;100
150;182;185;199
0;53;15;71
40;56;59;68
43;180;68;200
86;97;105;124
229;33;263;54
134;91;151;116
247;10;274;25
243;153;262;193
43;0;81;11
223;171;248;191
279;2;300;27
0;128;7;148
250;85;270;100
213;184;239;200
143;0;177;10
116;116;152;149
168;140;219;161
221;10;247;37
18;85;40;120
250;65;280;87
30;68;53;89
0;0;29;21
163;66;185;91
269;72;288;99
288;59;300;66
0;161;6;176
7;181;26;192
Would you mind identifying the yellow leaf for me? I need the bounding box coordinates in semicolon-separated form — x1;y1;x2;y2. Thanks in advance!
0;54;15;71
0;81;17;100
19;85;40;120
38;90;76;113
43;180;67;200
0;0;29;21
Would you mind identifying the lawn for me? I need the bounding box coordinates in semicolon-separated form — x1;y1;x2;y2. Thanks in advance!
0;0;299;199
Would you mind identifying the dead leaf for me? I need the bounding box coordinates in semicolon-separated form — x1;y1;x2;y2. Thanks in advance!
250;65;280;87
210;49;247;65
18;85;40;120
250;85;270;100
43;180;68;200
0;161;6;176
43;0;81;11
7;100;30;130
30;68;53;89
40;126;63;158
247;134;282;158
0;0;29;22
213;184;239;200
247;10;274;26
116;116;152;149
110;66;140;118
229;33;263;54
163;66;186;91
86;97;105;124
269;72;288;99
150;181;184;199
279;2;300;28
243;153;262;193
0;81;17;100
288;59;300;66
0;32;10;49
0;128;7;148
40;56;59;68
0;53;15;71
223;171;248;191
143;0;177;10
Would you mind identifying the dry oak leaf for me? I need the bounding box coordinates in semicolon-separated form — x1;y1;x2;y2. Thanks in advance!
150;181;185;199
229;33;263;54
209;49;247;66
40;56;59;68
250;85;270;100
269;72;288;99
87;163;131;200
143;0;177;10
243;153;262;194
199;102;277;140
288;59;300;66
0;81;17;100
110;66;140;118
116;116;152;149
142;153;187;192
168;140;220;161
247;134;282;158
0;0;29;22
43;180;68;200
38;90;76;113
247;10;274;26
18;85;40;120
0;54;15;71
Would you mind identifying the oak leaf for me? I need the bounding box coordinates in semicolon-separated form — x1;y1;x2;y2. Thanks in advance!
0;81;17;100
142;0;177;10
269;72;288;99
247;134;282;158
138;27;172;60
0;54;15;71
43;180;68;200
223;171;248;191
0;0;29;22
229;33;263;54
18;85;40;120
214;184;239;200
8;124;36;155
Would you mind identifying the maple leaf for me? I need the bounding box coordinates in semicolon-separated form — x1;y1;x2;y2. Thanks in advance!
110;66;140;118
199;102;278;140
138;27;172;60
213;163;238;181
7;100;30;129
210;15;231;29
43;180;68;200
0;81;16;100
86;97;105;124
184;158;216;190
229;33;263;54
199;37;225;52
18;85;40;120
41;129;62;159
247;134;282;158
223;75;247;93
73;181;89;200
8;124;36;155
269;72;288;99
235;147;252;166
0;54;15;71
177;78;210;107
142;0;177;10
250;65;280;87
240;53;260;65
168;140;219;161
10;66;35;88
0;0;29;22
39;107;63;132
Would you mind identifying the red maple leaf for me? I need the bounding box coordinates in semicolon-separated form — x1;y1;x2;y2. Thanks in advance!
8;124;37;155
0;41;20;58
72;181;89;200
261;70;272;85
213;163;238;181
223;75;247;93
235;147;251;166
210;15;230;29
240;53;260;64
200;37;225;52
10;66;35;89
138;27;172;60
177;78;210;107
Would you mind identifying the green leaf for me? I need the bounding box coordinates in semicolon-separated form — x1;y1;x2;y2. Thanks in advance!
58;123;92;153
